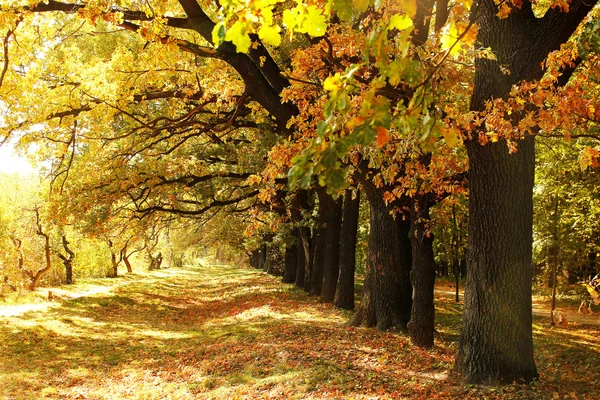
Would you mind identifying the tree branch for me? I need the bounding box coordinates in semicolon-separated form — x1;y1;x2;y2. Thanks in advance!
133;189;260;216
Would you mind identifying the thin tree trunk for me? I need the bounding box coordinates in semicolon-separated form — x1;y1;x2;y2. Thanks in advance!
295;230;308;289
57;234;75;284
123;255;133;274
261;243;269;272
310;188;331;296
407;195;437;348
30;209;53;290
550;195;559;325
282;238;298;283
108;240;120;277
289;190;311;290
334;189;360;310
320;194;343;303
453;204;460;303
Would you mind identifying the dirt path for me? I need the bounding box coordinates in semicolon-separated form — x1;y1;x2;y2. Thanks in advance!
435;288;600;326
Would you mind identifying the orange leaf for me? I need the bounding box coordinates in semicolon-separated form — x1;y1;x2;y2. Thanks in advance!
376;126;389;148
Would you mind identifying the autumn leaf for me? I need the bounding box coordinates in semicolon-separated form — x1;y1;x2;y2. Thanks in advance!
258;24;281;46
440;127;461;148
388;15;413;32
402;0;417;18
225;21;251;53
579;147;600;171
376;126;389;147
550;0;571;12
323;73;343;91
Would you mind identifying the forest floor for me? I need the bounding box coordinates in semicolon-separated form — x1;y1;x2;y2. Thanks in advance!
1;264;599;399
434;285;600;326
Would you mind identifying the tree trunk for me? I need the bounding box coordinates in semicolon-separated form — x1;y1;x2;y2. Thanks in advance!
407;195;437;348
282;239;298;283
250;249;261;269
550;196;560;325
295;230;308;289
123;255;133;273
306;234;315;292
64;259;73;284
350;181;412;330
457;0;596;383
310;188;332;296
459;136;537;383
334;189;361;310
320;194;343;303
453;204;460;303
289;190;312;290
59;234;75;284
261;243;269;272
257;244;267;271
31;223;52;291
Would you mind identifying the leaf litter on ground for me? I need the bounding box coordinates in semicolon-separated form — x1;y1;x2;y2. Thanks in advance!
0;263;599;399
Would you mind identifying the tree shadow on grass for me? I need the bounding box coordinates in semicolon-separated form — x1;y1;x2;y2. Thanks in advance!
0;266;453;399
2;264;599;399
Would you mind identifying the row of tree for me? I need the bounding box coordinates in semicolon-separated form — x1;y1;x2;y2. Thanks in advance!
1;0;599;385
0;172;186;292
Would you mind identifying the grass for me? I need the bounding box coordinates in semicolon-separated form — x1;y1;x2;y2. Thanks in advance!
0;263;599;399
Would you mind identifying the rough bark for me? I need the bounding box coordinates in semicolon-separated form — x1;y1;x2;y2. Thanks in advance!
350;181;412;330
282;239;298;283
457;0;597;384
334;189;361;310
320;195;343;303
407;195;437;348
460;135;537;383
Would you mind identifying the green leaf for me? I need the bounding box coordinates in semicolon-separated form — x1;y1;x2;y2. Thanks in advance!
354;0;371;13
332;0;354;21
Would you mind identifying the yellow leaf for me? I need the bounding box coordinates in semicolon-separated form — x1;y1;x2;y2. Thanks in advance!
258;24;281;46
346;116;366;130
225;21;251;53
441;127;460;147
402;0;417;18
323;73;342;91
579;147;599;171
440;20;458;53
302;5;328;37
389;14;413;31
